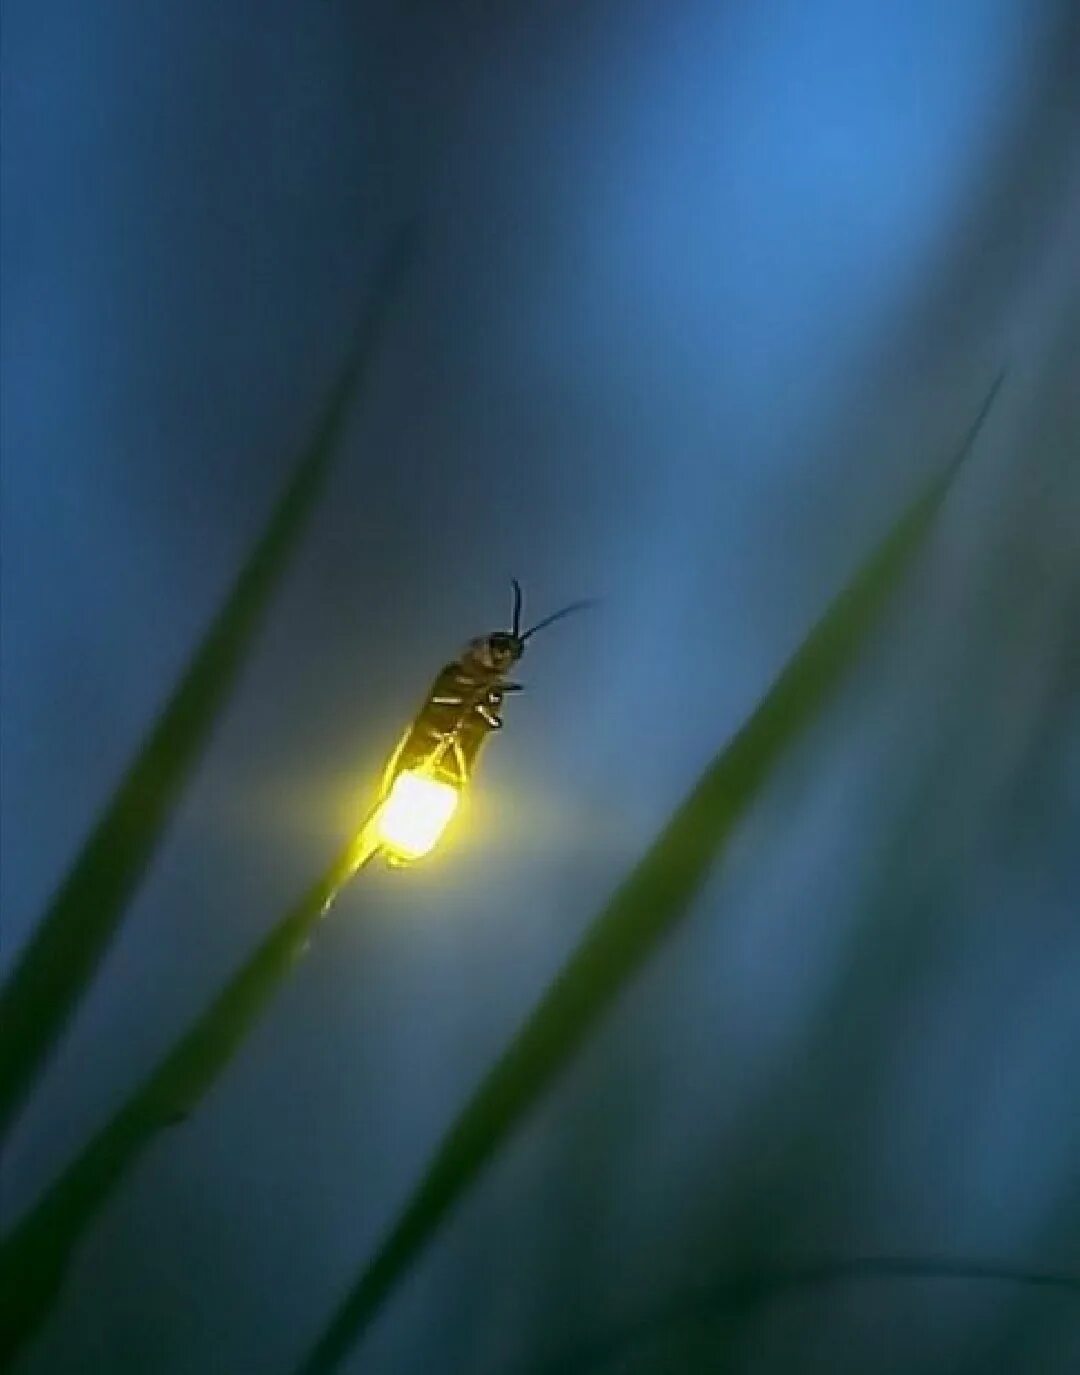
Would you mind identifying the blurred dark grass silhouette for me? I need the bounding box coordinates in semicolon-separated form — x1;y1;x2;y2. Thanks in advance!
289;382;1003;1375
2;3;1078;1374
0;231;416;1147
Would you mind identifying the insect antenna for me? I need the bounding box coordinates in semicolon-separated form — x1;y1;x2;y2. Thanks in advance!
521;599;595;641
511;578;524;637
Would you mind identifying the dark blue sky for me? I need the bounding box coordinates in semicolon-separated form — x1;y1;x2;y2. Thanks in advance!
2;2;1079;1372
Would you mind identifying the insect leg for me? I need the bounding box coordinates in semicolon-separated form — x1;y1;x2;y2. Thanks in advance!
378;726;412;801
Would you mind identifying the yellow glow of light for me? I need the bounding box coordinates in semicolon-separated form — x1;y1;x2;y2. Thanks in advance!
374;770;460;861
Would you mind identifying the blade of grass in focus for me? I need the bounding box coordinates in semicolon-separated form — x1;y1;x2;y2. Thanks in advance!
0;821;380;1368
290;374;1005;1375
0;227;418;1146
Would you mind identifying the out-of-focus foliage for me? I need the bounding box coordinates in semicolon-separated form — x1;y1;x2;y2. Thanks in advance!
0;822;382;1367
3;3;1077;1374
0;231;415;1146
0;233;416;1367
290;386;999;1374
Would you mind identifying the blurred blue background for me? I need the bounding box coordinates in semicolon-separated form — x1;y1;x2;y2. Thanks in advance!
2;1;1078;1371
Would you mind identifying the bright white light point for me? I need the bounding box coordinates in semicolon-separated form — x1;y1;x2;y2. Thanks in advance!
374;770;460;861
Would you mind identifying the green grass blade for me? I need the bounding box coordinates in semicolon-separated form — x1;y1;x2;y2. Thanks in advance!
0;825;378;1368
522;1256;1080;1375
0;228;416;1144
290;375;1005;1375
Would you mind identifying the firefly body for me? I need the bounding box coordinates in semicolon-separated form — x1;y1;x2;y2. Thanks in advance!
378;580;590;805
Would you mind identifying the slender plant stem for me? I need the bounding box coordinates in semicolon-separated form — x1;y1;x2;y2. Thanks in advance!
0;816;382;1368
518;1256;1080;1375
0;223;417;1144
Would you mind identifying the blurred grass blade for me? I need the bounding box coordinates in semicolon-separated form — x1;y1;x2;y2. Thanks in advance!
0;823;379;1367
0;227;417;1143
291;375;1004;1375
524;1256;1080;1375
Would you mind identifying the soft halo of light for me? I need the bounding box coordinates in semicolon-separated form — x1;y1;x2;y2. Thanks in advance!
374;770;461;861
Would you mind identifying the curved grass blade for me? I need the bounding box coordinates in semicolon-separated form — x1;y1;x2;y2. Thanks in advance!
519;1255;1080;1375
290;374;1005;1375
0;226;417;1144
0;822;380;1368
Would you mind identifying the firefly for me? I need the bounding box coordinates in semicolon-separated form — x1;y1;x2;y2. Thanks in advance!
369;581;591;866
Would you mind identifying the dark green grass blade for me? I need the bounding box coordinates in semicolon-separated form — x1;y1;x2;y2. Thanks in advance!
291;375;1005;1375
0;826;378;1368
521;1256;1080;1375
0;228;416;1144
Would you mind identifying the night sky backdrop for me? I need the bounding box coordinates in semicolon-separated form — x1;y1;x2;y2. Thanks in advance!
2;1;1079;1372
